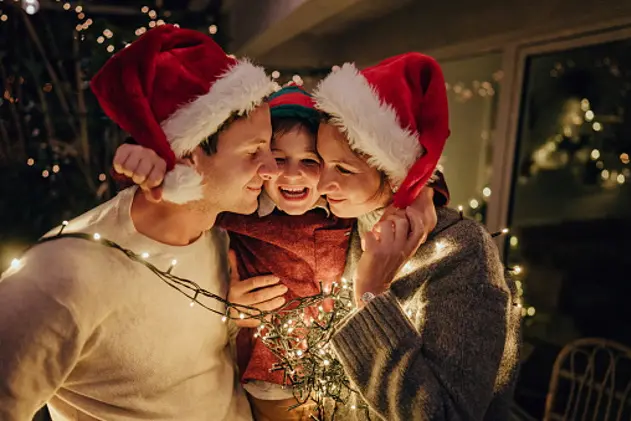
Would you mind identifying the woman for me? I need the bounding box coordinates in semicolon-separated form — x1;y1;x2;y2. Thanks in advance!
311;53;521;421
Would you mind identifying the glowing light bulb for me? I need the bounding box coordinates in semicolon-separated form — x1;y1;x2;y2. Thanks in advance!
469;199;479;209
585;110;594;121
482;187;491;197
208;25;217;34
592;122;603;132
591;149;600;160
510;236;519;247
513;265;522;274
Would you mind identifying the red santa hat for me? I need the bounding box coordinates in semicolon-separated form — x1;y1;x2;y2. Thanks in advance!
313;53;450;208
91;24;277;204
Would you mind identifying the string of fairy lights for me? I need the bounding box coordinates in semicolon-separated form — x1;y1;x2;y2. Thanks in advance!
5;212;520;420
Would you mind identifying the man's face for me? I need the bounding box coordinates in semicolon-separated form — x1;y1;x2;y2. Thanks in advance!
196;104;278;215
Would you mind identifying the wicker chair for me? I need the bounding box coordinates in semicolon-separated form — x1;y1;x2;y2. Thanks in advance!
544;338;631;421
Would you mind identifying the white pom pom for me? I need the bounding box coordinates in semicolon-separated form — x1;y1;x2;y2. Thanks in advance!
161;164;204;204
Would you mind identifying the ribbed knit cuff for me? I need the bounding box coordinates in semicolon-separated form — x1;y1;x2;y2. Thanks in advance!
331;291;418;373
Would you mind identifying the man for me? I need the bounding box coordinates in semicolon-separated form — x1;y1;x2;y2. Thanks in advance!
0;25;283;421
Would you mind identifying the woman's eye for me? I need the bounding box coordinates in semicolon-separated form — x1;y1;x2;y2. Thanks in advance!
336;165;353;175
275;157;286;164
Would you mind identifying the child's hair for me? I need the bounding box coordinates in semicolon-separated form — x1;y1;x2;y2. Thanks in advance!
271;116;318;141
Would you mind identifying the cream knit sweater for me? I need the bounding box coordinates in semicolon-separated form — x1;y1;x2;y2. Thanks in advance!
0;187;252;421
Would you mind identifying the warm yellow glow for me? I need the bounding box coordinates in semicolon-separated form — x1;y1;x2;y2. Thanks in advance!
580;98;590;111
617;174;625;185
592;122;603;132
585;110;594;121
208;25;217;34
510;236;519;247
621;153;629;164
469;199;479;209
482;187;491;197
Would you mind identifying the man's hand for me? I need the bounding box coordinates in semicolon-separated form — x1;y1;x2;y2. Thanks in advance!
227;251;287;328
113;143;167;202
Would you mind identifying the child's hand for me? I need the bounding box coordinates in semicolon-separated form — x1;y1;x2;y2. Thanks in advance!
227;250;288;328
113;143;167;202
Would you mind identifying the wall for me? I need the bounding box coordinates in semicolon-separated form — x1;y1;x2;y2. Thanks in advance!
258;0;631;68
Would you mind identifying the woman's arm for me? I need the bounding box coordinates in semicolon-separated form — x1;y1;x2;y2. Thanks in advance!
332;222;518;420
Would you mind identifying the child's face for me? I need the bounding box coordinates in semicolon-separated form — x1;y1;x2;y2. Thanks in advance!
264;128;322;215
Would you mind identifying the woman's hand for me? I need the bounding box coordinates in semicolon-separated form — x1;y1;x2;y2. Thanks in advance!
378;185;437;245
354;206;427;306
227;251;288;328
113;143;167;202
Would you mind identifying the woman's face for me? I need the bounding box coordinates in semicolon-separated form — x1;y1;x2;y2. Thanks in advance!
316;123;392;218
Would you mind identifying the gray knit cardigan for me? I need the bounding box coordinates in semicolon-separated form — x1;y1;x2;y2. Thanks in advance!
331;207;522;421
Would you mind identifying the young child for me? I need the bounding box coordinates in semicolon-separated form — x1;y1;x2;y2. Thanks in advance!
112;85;450;420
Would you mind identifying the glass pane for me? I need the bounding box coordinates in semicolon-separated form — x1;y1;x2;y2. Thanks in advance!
440;53;503;222
509;37;631;418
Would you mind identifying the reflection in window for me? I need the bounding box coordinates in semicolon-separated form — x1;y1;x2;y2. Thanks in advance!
440;54;503;222
509;38;631;418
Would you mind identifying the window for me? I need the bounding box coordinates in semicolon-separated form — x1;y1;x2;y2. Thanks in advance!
440;54;503;222
508;36;631;418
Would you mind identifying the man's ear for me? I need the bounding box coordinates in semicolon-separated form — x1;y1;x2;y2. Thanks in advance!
176;146;203;169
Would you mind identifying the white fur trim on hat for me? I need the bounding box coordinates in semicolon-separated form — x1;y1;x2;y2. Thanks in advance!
162;59;277;157
161;164;204;204
313;63;423;186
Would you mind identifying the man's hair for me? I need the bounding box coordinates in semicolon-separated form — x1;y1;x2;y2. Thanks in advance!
199;112;245;156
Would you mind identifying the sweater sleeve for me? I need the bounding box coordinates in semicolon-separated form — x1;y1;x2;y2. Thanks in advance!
0;268;86;420
331;227;513;420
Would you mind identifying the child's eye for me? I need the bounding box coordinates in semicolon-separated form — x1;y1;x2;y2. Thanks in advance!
302;159;320;166
275;157;286;164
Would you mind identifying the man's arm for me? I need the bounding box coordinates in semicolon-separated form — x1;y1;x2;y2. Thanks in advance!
0;265;86;419
332;223;517;420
